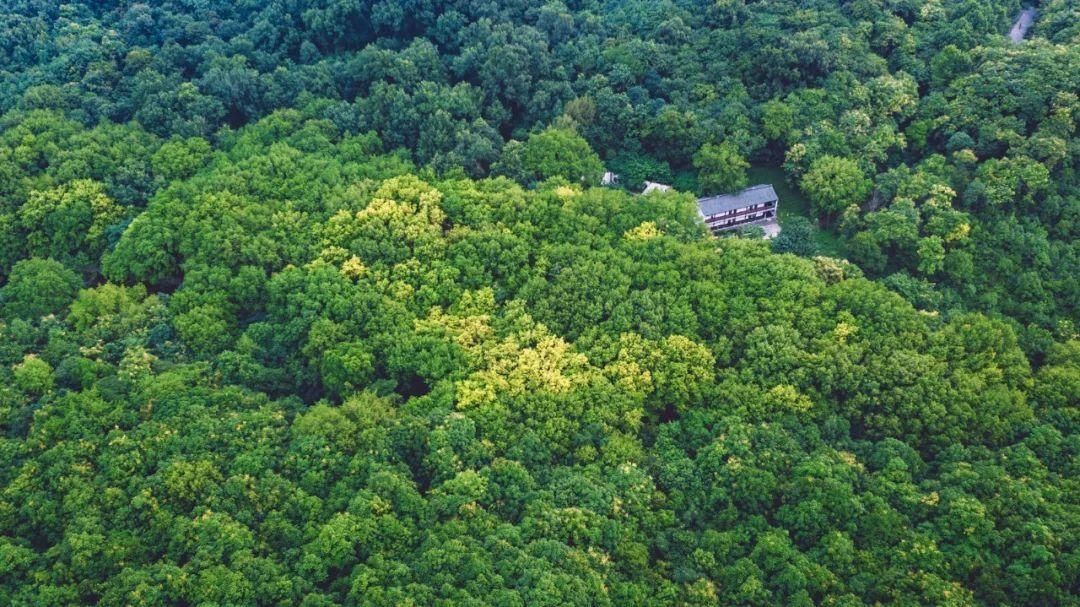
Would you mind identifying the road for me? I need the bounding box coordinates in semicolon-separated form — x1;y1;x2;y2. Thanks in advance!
1009;8;1036;43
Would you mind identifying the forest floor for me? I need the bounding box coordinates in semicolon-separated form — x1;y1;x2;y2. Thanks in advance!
747;165;846;256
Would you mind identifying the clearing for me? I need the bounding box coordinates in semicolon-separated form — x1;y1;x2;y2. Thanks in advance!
746;165;846;256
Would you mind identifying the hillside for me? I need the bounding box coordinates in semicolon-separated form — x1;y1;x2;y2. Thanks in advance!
0;1;1077;605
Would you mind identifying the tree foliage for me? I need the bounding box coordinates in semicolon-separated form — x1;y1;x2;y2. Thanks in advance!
0;2;1076;605
694;142;749;195
801;155;872;218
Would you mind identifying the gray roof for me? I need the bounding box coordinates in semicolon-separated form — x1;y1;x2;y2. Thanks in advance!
698;184;778;216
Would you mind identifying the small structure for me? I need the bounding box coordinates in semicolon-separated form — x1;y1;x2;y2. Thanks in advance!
642;181;672;194
601;171;619;186
698;184;779;235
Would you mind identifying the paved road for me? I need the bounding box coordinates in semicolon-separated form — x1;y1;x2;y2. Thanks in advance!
1009;8;1036;43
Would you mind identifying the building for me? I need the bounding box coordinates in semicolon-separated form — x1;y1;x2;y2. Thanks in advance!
697;184;779;234
601;171;619;186
642;181;672;194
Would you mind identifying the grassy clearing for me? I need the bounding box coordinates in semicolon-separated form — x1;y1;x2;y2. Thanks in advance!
746;165;846;257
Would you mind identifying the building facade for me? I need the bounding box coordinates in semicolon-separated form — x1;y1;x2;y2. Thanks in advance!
697;184;779;234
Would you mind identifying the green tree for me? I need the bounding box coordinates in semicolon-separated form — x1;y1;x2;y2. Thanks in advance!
608;152;673;192
771;217;817;256
497;126;604;186
694;142;749;194
762;99;794;142
151;137;212;181
916;236;946;276
1;258;82;320
13;355;54;396
18;180;123;273
801;156;872;219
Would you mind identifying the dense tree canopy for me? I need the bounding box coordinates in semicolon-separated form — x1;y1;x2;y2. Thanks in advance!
694;142;749;195
0;1;1077;605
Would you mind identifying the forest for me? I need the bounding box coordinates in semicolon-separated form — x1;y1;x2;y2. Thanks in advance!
0;1;1076;605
